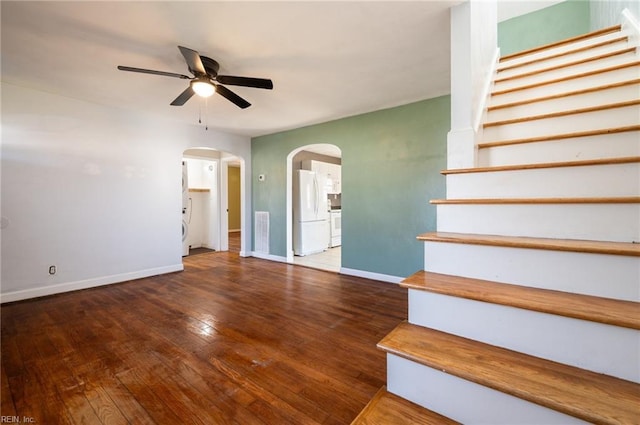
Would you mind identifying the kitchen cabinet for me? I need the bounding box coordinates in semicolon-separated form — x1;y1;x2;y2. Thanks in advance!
302;160;341;194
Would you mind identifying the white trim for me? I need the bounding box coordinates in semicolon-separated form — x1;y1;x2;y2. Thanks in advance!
447;126;477;169
339;267;403;284
250;251;288;263
473;47;500;133
228;229;241;233
285;143;342;264
0;264;184;303
244;255;403;284
622;8;640;47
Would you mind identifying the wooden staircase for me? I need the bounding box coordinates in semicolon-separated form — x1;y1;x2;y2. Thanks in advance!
353;22;640;424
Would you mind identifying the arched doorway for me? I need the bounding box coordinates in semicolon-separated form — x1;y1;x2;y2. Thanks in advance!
286;144;342;272
182;148;245;258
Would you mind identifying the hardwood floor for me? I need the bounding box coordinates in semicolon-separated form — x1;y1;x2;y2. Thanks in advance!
228;231;241;253
1;251;407;424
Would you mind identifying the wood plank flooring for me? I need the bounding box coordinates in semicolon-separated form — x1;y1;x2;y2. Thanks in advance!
1;251;407;424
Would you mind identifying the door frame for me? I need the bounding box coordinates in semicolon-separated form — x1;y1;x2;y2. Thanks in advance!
285;144;341;264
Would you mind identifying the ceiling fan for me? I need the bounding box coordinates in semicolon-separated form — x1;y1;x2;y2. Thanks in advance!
117;46;273;109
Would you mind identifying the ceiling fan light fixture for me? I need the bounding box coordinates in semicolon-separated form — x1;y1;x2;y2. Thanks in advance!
191;79;215;97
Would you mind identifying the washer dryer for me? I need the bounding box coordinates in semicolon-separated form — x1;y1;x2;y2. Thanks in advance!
182;161;190;256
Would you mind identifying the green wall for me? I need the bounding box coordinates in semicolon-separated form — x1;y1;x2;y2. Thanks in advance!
250;1;596;278
498;0;590;56
252;96;449;278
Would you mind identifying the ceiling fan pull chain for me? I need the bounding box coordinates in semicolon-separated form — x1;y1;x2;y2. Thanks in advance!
198;103;202;124
205;97;209;131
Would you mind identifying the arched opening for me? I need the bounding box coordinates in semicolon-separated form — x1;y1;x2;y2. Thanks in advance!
286;144;342;272
182;148;245;259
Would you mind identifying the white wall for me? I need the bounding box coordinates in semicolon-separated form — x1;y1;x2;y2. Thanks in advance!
0;82;251;302
448;0;498;169
590;0;640;30
183;157;218;250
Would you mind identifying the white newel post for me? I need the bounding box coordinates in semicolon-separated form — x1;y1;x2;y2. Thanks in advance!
621;8;640;48
448;0;498;170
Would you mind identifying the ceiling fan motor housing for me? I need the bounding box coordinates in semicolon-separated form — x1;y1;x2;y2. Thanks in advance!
200;56;220;78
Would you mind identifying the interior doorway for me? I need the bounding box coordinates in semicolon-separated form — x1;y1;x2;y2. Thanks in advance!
286;144;342;272
225;161;242;253
182;148;244;258
182;154;219;256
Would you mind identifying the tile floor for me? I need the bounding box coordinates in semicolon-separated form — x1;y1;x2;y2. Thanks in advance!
293;246;341;272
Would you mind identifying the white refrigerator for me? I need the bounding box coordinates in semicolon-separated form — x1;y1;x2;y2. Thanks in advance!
293;170;330;256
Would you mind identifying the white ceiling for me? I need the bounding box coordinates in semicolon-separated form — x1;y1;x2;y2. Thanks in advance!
1;1;559;139
1;1;460;138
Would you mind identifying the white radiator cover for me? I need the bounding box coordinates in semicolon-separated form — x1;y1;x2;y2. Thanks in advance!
254;211;269;254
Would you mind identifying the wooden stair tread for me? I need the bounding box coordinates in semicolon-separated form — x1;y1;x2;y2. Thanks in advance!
378;322;640;425
479;125;640;149
416;232;640;257
497;36;629;73
401;271;640;330
429;196;640;205
441;156;640;175
495;47;636;83
492;60;640;96
500;25;622;62
350;386;459;425
488;79;640;111
483;99;640;128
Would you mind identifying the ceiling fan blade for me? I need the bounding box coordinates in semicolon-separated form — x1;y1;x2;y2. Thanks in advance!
216;75;273;90
117;66;190;79
170;86;195;106
178;46;206;76
215;84;251;109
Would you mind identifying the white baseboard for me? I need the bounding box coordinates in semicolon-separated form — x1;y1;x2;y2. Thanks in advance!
340;267;403;284
247;254;404;284
0;264;184;303
250;251;288;263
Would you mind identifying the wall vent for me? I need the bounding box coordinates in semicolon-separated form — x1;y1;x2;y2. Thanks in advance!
254;211;269;254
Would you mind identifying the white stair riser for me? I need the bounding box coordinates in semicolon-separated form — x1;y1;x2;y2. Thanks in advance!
482;104;640;142
423;241;640;301
486;84;640;122
494;52;637;92
478;131;640;167
386;354;588;425
498;31;630;70
497;39;631;80
408;290;640;382
436;203;640;242
446;163;640;199
491;65;640;104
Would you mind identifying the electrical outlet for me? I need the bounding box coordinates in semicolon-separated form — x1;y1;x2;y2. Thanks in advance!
49;265;56;275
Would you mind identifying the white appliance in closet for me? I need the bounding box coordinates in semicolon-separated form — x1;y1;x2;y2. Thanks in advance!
182;161;190;256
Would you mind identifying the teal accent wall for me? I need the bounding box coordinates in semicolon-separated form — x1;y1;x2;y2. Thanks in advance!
252;96;449;278
498;0;591;56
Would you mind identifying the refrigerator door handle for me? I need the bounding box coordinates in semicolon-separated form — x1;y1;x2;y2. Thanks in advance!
313;176;318;216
